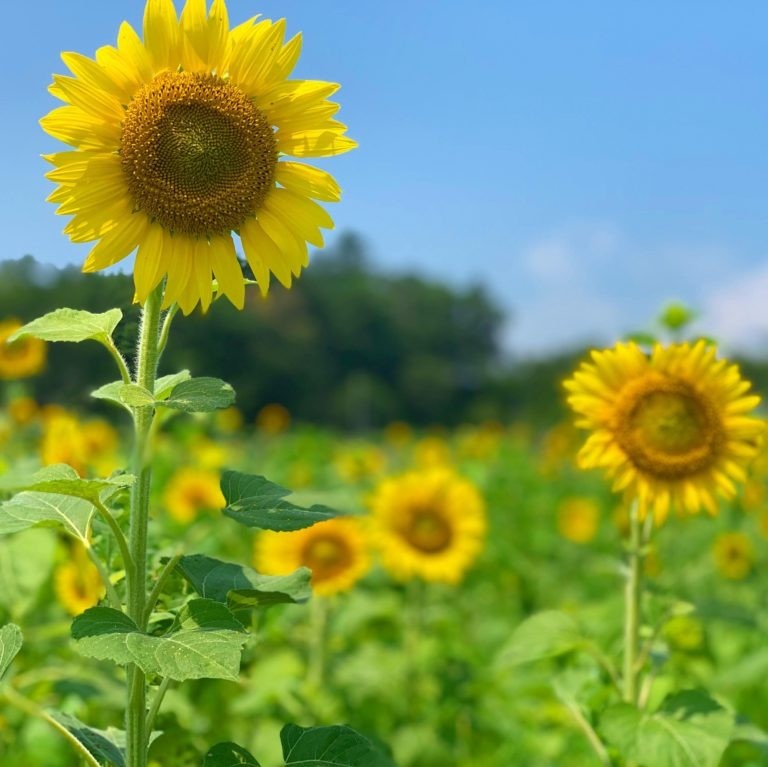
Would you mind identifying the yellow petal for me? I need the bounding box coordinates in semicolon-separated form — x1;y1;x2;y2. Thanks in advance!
133;224;167;302
144;0;181;71
209;235;245;309
40;106;121;150
277;129;357;158
263;188;332;248
275;161;341;202
52;74;124;124
82;214;148;272
240;218;290;288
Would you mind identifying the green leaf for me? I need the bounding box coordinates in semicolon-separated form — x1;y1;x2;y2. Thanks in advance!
49;712;126;767
281;724;395;767
0;489;95;542
0;464;133;504
72;601;247;682
203;742;261;766
116;384;155;407
154;370;192;400
0;624;23;682
221;471;337;532
0;529;58;616
601;691;735;767
91;381;132;411
160;377;235;413
10;308;122;345
497;610;584;667
175;554;311;613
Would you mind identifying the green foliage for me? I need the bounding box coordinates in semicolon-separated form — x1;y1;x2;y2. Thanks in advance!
10;307;122;346
175;554;311;613
0;530;57;617
497;610;584;667
49;712;126;767
0;464;133;504
203;742;261;766
0;489;95;542
72;601;248;682
601;690;734;767
221;471;338;532
0;624;22;681
280;724;396;767
160;377;236;413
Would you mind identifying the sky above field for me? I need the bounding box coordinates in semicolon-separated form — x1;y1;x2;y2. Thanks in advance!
3;1;768;356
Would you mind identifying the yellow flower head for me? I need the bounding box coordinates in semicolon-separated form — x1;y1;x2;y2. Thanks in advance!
41;411;88;475
564;341;764;523
54;545;105;615
42;0;356;314
557;497;599;544
0;319;47;380
334;443;387;483
163;467;225;523
712;531;755;580
8;396;39;426
254;517;370;597
368;468;487;584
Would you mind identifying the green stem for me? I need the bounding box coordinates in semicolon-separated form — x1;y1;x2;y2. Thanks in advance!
125;284;164;767
93;498;134;576
156;303;179;358
622;501;642;706
143;553;182;626
145;677;172;735
559;694;612;767
2;686;102;767
307;597;328;690
105;338;132;384
83;541;121;609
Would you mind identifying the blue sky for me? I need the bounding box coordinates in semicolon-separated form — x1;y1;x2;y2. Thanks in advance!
3;1;768;355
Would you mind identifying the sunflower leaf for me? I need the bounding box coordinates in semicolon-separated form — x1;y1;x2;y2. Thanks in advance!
48;712;126;767
91;381;133;411
0;624;23;682
600;691;734;767
158;377;235;413
174;554;311;613
221;471;338;531
281;724;396;767
203;742;262;766
0;464;133;504
72;601;247;681
154;370;192;400
9;308;122;346
0;488;96;543
496;610;584;667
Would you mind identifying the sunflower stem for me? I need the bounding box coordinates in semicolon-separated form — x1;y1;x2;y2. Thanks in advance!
622;501;643;707
125;284;164;767
307;596;329;691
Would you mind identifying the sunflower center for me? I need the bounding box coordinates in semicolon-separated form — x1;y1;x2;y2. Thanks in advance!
121;71;277;237
403;509;453;553
302;536;353;581
614;376;724;478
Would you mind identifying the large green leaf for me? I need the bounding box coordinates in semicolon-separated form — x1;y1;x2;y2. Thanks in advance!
221;472;337;532
49;712;126;767
0;624;23;682
281;724;395;767
601;691;735;767
0;489;95;542
160;377;235;413
154;370;192;400
72;600;247;682
175;554;311;613
0;464;133;504
497;610;584;667
203;742;261;766
10;308;122;345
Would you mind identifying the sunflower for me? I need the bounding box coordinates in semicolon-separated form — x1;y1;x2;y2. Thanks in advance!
711;531;754;580
254;516;370;597
564;340;764;523
54;545;106;616
42;0;355;314
557;497;599;544
0;319;47;380
368;467;486;583
163;467;225;523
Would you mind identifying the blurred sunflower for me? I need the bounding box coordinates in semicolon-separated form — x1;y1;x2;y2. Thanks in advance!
712;531;754;580
163;467;225;522
42;0;355;314
564;340;764;523
368;468;486;583
255;517;370;596
0;319;46;380
54;545;105;615
8;396;39;426
557;497;599;544
256;402;291;434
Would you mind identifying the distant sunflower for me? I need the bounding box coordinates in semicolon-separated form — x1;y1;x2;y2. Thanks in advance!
254;517;370;597
712;531;754;580
42;0;356;314
564;340;764;523
0;319;46;380
54;545;105;615
163;467;225;523
368;468;486;583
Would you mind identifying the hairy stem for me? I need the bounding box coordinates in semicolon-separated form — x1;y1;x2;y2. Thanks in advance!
623;501;642;706
125;285;164;767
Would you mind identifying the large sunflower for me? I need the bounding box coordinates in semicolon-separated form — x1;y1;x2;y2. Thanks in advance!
254;516;370;597
368;467;487;584
564;340;764;523
42;0;355;314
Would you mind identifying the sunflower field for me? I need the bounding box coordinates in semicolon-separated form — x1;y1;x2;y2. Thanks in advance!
3;2;768;767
